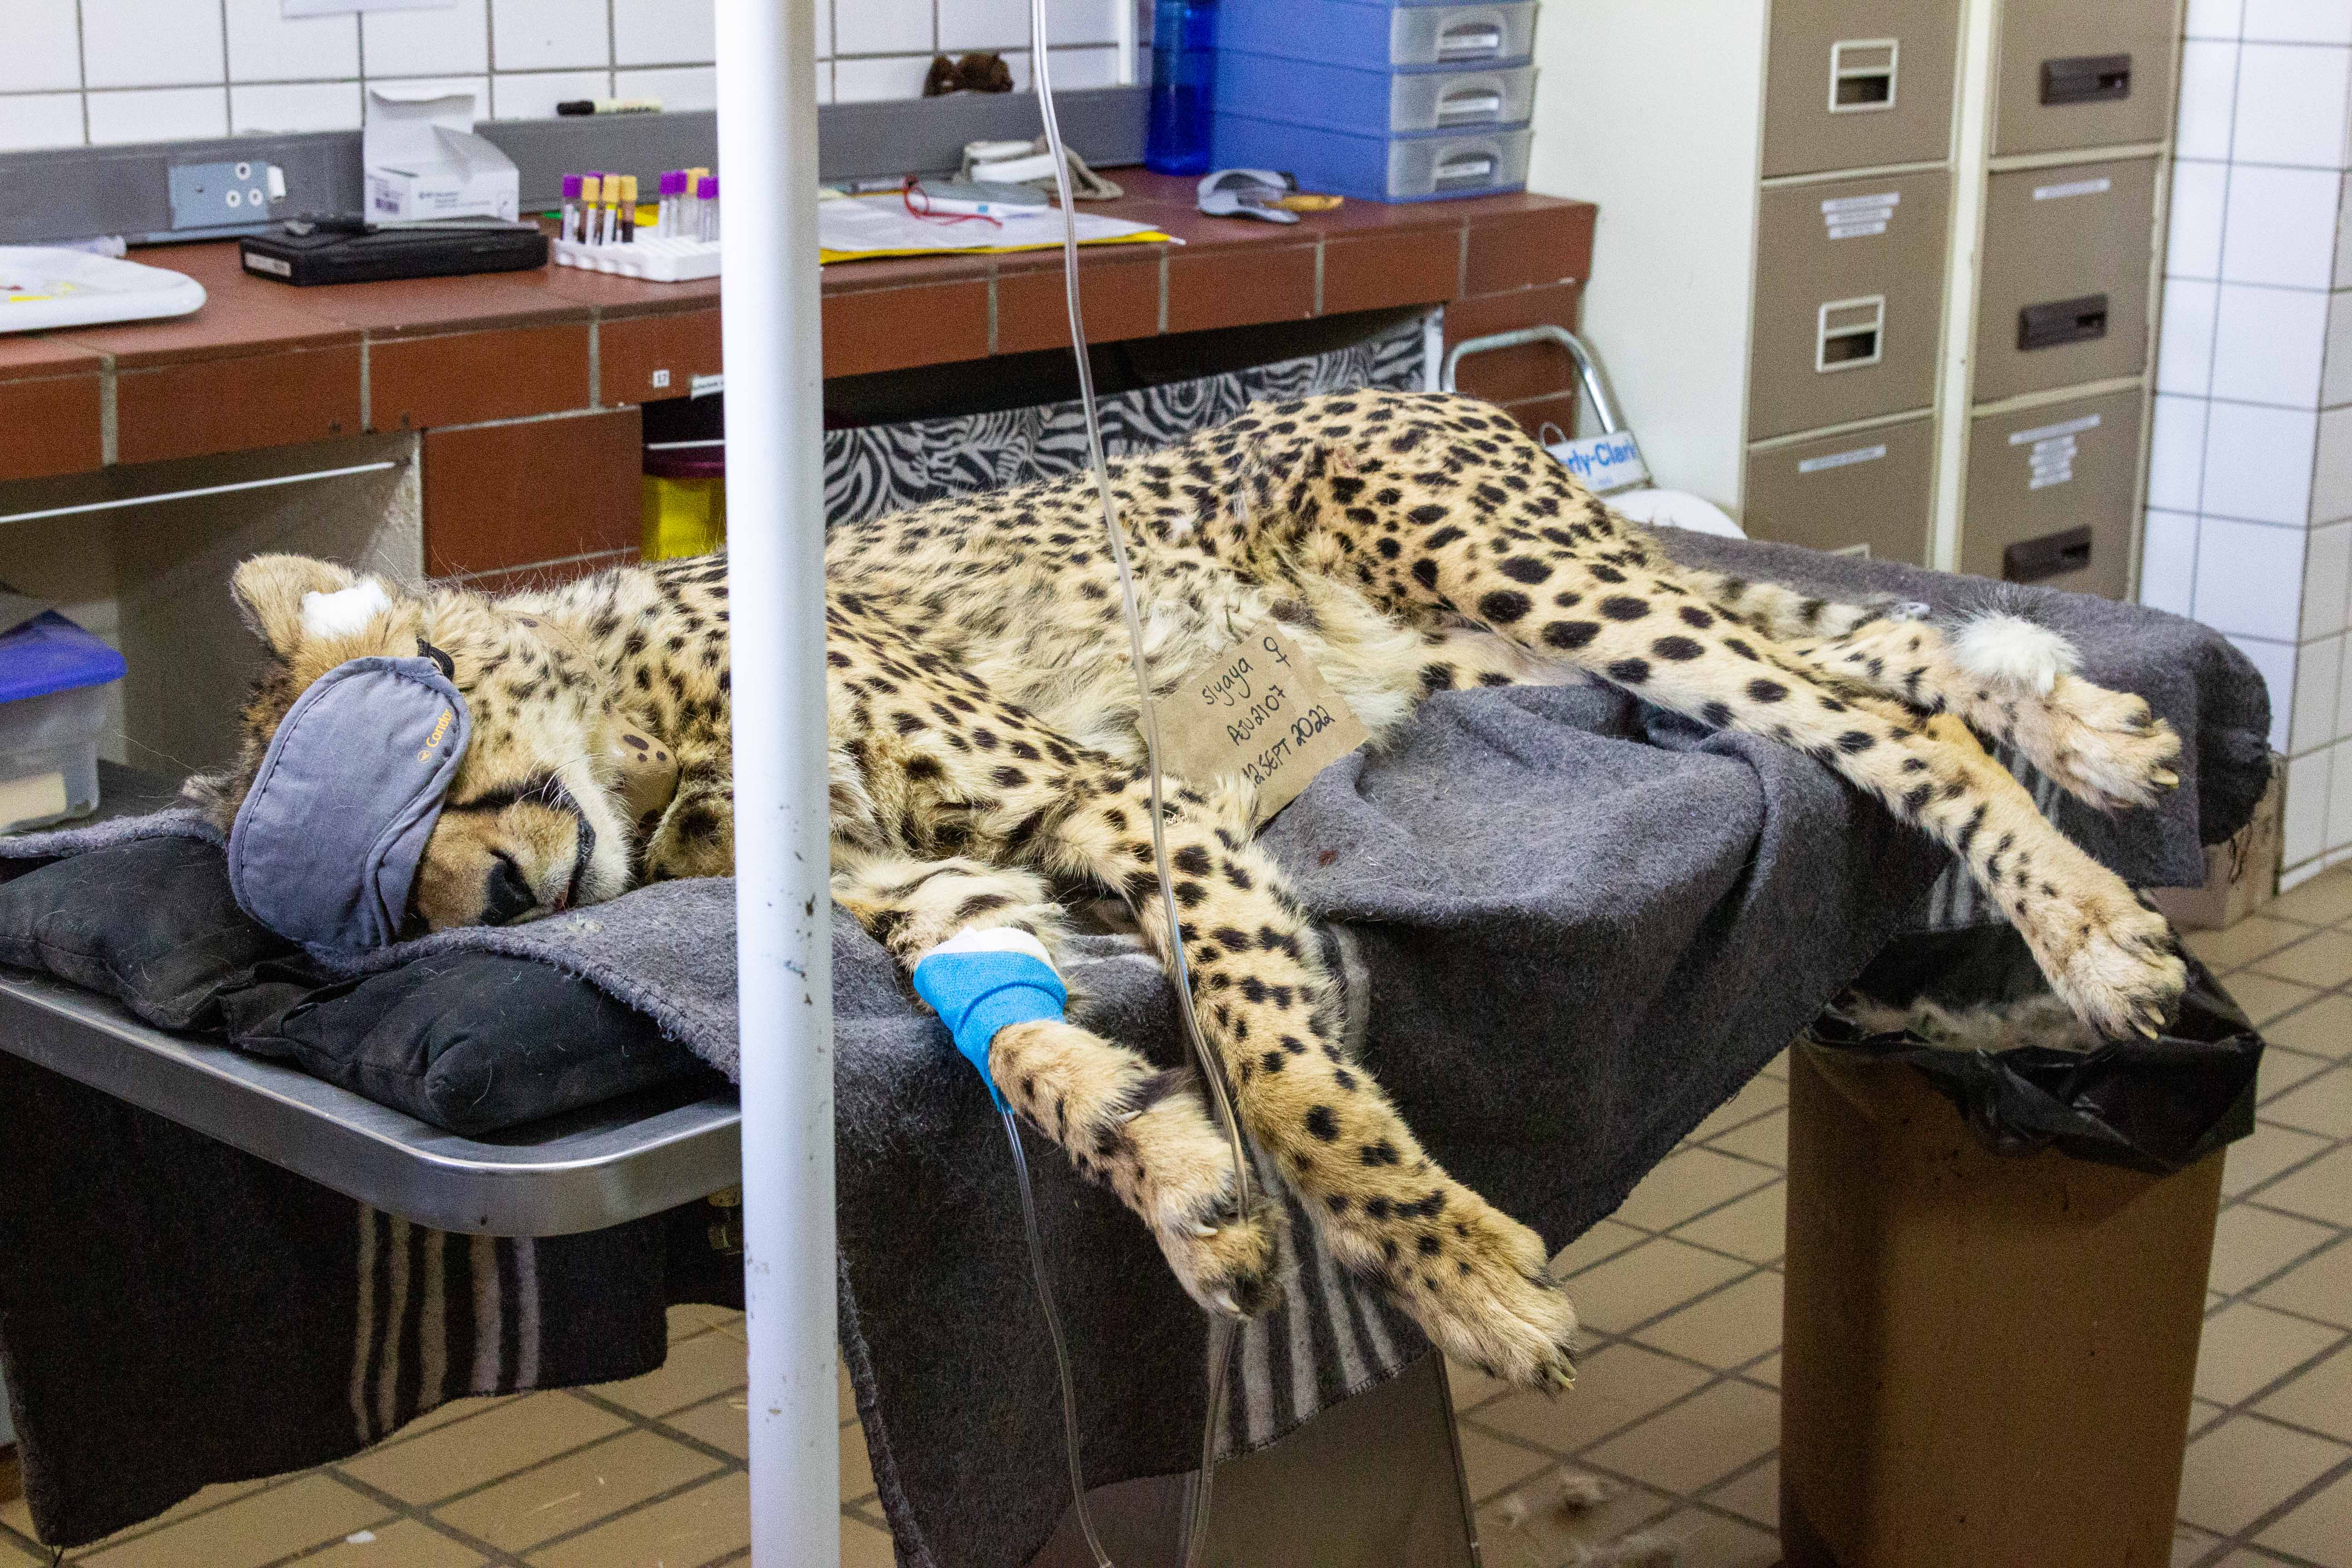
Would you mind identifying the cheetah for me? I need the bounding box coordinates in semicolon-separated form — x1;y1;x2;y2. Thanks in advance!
201;390;2185;1391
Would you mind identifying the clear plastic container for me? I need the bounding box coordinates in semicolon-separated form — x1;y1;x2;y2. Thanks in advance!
1215;54;1538;136
0;611;126;834
0;683;111;833
1210;114;1533;201
1218;0;1539;70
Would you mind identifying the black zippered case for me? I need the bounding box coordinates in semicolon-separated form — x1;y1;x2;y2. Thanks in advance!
238;224;547;285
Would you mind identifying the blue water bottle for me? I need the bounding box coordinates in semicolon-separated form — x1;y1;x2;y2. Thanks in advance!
1146;0;1215;176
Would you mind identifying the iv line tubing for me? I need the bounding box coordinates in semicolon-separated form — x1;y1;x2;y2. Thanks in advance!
1021;5;1254;1563
1002;1108;1115;1568
1026;0;1252;1229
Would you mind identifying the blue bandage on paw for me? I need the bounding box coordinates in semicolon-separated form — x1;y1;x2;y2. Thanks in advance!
910;928;1068;1111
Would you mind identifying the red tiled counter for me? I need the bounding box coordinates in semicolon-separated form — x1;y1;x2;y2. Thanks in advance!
0;172;1595;580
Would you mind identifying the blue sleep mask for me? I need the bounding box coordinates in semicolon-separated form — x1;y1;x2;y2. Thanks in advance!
228;646;471;953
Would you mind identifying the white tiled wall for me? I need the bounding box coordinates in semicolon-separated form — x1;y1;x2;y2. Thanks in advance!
2146;0;2352;882
0;0;1127;151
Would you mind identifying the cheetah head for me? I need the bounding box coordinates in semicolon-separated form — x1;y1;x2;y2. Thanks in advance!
202;554;640;934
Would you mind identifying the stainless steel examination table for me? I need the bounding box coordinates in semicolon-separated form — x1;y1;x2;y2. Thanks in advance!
0;970;742;1238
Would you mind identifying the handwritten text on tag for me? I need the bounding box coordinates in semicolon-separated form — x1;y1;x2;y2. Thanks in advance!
1159;622;1370;823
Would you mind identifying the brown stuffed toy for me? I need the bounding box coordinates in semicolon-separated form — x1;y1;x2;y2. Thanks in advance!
924;52;1015;96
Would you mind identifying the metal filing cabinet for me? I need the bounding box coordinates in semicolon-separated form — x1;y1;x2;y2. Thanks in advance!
1973;155;2157;403
1963;388;2143;600
1744;416;1938;564
1760;0;1964;178
1748;171;1950;441
1533;0;2179;603
1994;0;2178;156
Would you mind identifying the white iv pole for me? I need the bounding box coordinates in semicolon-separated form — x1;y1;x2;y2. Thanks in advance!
714;0;838;1561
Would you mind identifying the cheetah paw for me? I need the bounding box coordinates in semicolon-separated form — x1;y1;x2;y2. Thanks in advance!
2032;681;2184;812
2034;887;2186;1039
1331;1191;1579;1392
1126;1098;1284;1319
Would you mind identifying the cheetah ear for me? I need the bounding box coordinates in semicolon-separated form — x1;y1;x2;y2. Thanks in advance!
230;554;366;660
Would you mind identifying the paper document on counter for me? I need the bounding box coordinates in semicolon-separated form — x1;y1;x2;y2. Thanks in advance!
818;196;1175;263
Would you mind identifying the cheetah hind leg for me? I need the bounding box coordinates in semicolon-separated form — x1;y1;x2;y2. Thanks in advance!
1689;573;2185;812
1769;605;2182;812
831;851;1283;1319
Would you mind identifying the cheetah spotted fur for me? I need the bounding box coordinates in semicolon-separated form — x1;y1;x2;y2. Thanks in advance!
207;390;2186;1392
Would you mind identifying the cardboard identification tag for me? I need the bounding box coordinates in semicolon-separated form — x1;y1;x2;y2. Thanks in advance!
1159;622;1370;823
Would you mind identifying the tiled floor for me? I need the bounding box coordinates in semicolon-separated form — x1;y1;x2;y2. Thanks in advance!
3;869;2349;1568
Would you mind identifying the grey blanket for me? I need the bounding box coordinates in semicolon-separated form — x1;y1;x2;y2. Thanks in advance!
3;535;2271;1568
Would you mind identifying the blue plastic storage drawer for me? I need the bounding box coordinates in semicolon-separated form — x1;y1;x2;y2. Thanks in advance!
1211;114;1533;202
1217;0;1540;70
1215;53;1538;137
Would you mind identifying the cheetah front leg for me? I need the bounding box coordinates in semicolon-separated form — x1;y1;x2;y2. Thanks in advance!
1033;775;1581;1389
831;850;1282;1319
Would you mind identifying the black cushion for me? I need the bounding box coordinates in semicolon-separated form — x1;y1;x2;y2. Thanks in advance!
0;837;713;1134
219;954;717;1136
0;838;298;1030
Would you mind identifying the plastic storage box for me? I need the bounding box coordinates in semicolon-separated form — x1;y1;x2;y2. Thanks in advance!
1215;54;1538;136
0;610;126;834
1217;0;1539;70
1211;116;1533;201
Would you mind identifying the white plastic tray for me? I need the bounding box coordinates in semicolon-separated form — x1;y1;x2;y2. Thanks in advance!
0;247;207;334
552;235;720;282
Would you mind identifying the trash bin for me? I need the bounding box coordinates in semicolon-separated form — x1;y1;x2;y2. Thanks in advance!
642;445;726;561
1780;927;2261;1568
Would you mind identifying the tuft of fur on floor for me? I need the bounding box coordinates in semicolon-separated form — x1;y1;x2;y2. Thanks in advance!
1844;992;2102;1053
1568;1531;1681;1567
1487;1471;1684;1567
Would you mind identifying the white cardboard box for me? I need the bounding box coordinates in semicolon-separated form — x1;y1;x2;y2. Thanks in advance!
363;87;518;225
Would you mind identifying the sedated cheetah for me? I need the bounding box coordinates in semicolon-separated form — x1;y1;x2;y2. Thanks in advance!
201;390;2186;1391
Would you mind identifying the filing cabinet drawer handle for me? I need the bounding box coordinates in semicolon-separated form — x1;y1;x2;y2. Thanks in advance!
1437;20;1507;60
2018;294;2109;352
2004;525;2093;584
2041;54;2131;106
1815;295;1886;373
1829;39;1899;114
1437;83;1507;123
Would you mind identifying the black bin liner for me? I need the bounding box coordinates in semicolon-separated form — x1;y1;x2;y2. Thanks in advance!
1807;925;2263;1176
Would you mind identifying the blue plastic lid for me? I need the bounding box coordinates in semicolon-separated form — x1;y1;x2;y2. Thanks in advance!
0;611;128;705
